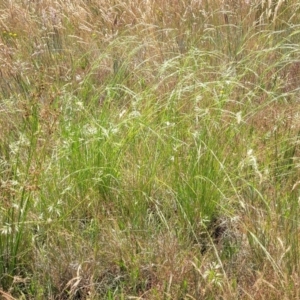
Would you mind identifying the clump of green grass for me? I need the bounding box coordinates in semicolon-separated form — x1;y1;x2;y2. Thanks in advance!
1;0;300;299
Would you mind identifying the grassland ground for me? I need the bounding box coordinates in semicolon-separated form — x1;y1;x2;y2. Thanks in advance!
1;0;300;299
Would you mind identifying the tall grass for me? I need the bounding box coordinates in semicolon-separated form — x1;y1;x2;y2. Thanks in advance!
1;0;300;298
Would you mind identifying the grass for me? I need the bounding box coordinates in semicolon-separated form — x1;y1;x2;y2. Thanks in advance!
1;0;300;299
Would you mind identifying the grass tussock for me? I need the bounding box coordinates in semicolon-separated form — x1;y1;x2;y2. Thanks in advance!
1;0;300;299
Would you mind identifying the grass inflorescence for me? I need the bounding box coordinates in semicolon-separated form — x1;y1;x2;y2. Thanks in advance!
1;0;300;299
